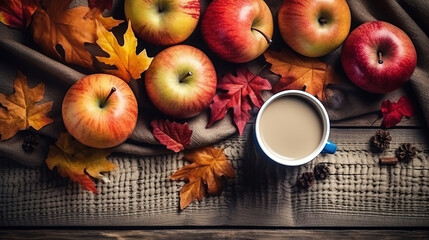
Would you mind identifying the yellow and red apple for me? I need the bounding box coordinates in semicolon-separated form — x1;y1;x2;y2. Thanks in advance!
62;74;138;148
278;0;351;57
341;21;417;94
124;0;200;45
145;45;217;119
201;0;273;63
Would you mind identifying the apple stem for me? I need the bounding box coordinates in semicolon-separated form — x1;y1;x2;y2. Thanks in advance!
251;27;272;45
378;52;384;64
318;18;328;25
179;71;193;83
100;87;116;108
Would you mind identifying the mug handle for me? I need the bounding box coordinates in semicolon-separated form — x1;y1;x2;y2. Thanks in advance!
321;141;337;154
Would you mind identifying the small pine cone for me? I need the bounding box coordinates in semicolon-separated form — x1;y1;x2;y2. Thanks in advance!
22;133;39;153
314;163;330;180
370;130;392;153
395;143;417;162
297;172;315;189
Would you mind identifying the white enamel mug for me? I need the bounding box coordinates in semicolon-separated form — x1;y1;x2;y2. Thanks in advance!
254;90;337;166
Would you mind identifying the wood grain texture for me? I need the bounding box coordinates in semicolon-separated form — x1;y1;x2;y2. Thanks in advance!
1;229;429;239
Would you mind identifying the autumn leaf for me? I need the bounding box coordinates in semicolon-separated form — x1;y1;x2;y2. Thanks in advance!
30;0;123;69
170;146;235;210
0;70;53;141
264;47;340;100
0;0;38;28
46;132;116;194
85;0;113;20
381;96;415;128
208;67;272;135
151;119;192;153
95;20;153;82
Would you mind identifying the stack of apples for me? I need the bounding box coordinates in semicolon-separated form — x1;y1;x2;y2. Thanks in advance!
61;0;417;149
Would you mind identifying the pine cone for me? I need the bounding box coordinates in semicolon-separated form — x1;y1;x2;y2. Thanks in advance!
395;143;417;162
314;163;330;180
370;130;392;153
22;133;39;153
297;172;315;189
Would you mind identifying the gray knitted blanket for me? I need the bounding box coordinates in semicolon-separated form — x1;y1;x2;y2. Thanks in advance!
1;128;428;227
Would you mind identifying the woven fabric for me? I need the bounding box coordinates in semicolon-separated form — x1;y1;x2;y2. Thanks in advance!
1;128;428;227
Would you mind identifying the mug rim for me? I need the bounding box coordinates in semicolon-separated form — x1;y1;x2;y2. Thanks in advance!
255;90;330;166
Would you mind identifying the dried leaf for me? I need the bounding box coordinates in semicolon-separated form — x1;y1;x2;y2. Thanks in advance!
170;146;235;210
151;119;192;153
46;132;116;194
208;67;272;135
95;20;153;82
381;96;415;128
0;70;53;141
264;47;340;100
85;0;113;22
0;0;38;28
30;0;122;69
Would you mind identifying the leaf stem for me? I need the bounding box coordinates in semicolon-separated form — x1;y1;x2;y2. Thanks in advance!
249;63;269;82
100;87;116;108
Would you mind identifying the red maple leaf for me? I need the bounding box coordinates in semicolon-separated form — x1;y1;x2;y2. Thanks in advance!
88;0;113;11
381;96;415;128
151;119;192;152
208;67;272;135
0;0;38;28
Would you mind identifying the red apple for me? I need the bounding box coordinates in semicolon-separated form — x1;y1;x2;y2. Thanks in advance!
341;21;417;94
201;0;273;63
278;0;351;57
124;0;200;45
145;45;217;118
62;74;138;148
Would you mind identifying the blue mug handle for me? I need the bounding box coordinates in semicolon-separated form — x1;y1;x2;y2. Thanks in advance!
321;141;337;154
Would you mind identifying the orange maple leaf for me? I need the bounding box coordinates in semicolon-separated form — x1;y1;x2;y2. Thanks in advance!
170;146;236;210
264;47;340;100
95;20;153;82
46;132;116;194
0;70;53;141
30;0;123;69
0;0;38;28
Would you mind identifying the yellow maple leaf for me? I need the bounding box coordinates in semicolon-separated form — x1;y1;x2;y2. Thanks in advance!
170;146;236;210
0;70;53;141
264;47;341;100
30;0;123;69
46;132;116;194
95;20;153;82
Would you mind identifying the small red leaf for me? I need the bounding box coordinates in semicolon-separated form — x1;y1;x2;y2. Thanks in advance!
381;96;415;128
208;67;272;135
0;0;38;28
88;0;113;11
151;119;192;152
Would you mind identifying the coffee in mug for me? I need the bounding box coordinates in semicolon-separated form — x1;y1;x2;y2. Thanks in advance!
255;90;336;166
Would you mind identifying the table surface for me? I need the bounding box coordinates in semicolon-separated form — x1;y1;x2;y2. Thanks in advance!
1;109;429;238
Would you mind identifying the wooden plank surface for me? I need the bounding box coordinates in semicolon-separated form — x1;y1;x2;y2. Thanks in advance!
1;229;428;239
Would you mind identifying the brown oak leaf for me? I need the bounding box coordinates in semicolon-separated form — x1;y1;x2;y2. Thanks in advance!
170;146;236;210
30;0;123;69
46;132;116;194
151;119;192;153
0;70;53;141
208;67;272;135
95;20;153;82
0;0;38;28
264;47;340;100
